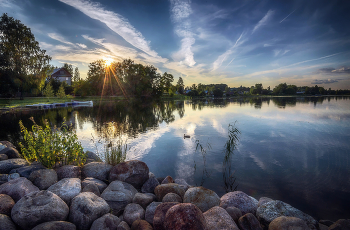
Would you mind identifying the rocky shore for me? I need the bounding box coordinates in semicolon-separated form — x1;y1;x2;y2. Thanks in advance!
0;140;349;230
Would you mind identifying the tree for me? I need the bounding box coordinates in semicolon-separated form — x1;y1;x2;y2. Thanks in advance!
0;13;51;96
43;82;54;98
63;63;73;76
73;67;80;82
87;59;106;95
213;88;223;97
191;84;197;90
176;77;184;94
161;72;174;93
56;84;66;98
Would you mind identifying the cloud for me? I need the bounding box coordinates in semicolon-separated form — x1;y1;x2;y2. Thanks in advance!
311;79;341;84
48;33;75;46
317;67;350;74
280;9;296;23
252;10;274;33
76;43;87;49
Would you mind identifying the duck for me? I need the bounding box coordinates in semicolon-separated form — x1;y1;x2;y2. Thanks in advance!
184;134;190;138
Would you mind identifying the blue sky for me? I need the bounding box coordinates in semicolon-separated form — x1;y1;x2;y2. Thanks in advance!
1;0;350;89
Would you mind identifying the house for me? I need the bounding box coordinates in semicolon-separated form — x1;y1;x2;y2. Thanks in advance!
48;68;72;85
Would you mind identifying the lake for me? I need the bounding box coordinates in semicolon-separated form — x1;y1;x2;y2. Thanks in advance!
1;96;349;221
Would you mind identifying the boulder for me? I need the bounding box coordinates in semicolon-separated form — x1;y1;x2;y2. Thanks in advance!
123;203;145;226
0;141;15;149
174;178;191;191
203;206;239;230
329;219;350;230
133;193;156;209
131;220;153;230
109;160;149;189
11;190;69;230
31;221;77;230
86;151;102;162
162;192;182;203
238;213;263;230
220;191;258;215
0;174;8;181
153;202;179;230
154;183;185;201
7;173;19;181
184;186;220;212
225;206;242;223
269;216;311;230
164;203;208;230
319;220;334;227
55;165;81;180
0;154;8;161
101;180;138;215
149;172;155;178
0;158;29;174
161;176;174;184
29;169;58;190
0;177;39;202
69;192;110;230
0;214;16;230
82;177;108;194
256;200;317;229
118;221;131;230
82;183;100;196
0;147;21;159
9;161;45;178
82;162;112;182
157;177;165;184
145;202;162;224
90;213;121;230
258;197;274;207
0;194;15;216
141;176;160;193
47;178;81;206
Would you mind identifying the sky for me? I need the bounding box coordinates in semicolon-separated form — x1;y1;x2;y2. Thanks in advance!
1;0;350;89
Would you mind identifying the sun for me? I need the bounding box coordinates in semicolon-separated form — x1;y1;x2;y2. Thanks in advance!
103;57;113;67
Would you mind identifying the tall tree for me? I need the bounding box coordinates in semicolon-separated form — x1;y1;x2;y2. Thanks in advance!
176;77;184;94
63;63;73;76
73;67;80;82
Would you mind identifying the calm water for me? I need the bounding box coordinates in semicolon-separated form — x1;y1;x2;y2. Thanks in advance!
1;96;350;220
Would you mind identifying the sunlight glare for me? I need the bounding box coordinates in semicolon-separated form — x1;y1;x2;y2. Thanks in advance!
104;57;113;67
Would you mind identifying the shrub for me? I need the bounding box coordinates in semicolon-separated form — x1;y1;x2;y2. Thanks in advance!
18;117;86;168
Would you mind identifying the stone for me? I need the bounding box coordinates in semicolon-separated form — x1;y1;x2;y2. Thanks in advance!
203;206;239;230
118;221;131;230
0;174;8;181
69;192;110;230
319;220;334;227
9;161;46;178
141;176;160;194
29;169;58;190
55;165;81;180
164;203;208;230
86;151;103;162
0;147;21;159
47;178;81;206
161;175;174;184
145;202;162;224
258;197;274;207
238;213;263;230
154;183;185;201
82;162;113;182
0;141;15;149
101;180;138;215
319;223;329;230
0;158;29;174
256;200;317;230
0;194;15;216
82;183;100;196
269;216;311;230
90;213;121;230
11;190;69;230
7;173;19;181
225;206;242;223
131;219;153;230
31;221;77;230
162;192;182;203
0;214;16;230
0;177;39;202
123;203;145;226
0;154;8;161
174;178;191;191
82;177;108;193
153;202;179;230
220;191;258;215
149;172;155;178
109;160;149;189
329;219;350;230
157;177;165;184
133;193;156;209
184;186;220;212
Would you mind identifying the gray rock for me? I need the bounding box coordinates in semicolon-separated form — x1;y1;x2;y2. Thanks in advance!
29;169;58;190
7;173;19;181
90;213;121;230
154;183;185;201
82;162;112;182
184;186;220;212
256;200;317;230
145;201;162;224
318;223;329;230
161;175;174;184
149;172;155;178
69;192;110;230
11;190;69;230
117;221;131;230
47;178;81;206
174;178;191;191
109;160;149;190
133;193;156;209
123;203;145;226
131;219;153;230
220;191;258;215
225;206;242;223
0;141;15;149
55;165;81;180
9;161;45;178
329;219;350;230
162;192;182;203
101;180;138;215
0;158;29;174
319;220;334;227
0;174;8;181
269;216;311;230
0;154;8;161
203;206;239;230
0;214;16;230
153;202;179;230
238;213;263;230
141;176;160;194
0;147;21;159
0;143;6;151
82;177;108;193
0;194;15;216
82;183;100;196
258;197;274;207
31;221;77;230
0;177;39;202
86;151;102;162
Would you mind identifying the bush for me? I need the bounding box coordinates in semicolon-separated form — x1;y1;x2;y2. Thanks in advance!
18;117;86;168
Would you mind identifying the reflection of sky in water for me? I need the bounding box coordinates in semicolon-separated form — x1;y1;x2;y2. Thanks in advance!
74;98;350;220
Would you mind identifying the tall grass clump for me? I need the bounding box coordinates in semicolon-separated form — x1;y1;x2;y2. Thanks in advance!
19;117;86;168
104;139;128;166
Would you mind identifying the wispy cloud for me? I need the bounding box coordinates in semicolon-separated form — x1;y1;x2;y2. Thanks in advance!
311;79;342;84
252;10;274;33
76;43;87;49
280;9;296;23
278;52;342;69
48;33;75;46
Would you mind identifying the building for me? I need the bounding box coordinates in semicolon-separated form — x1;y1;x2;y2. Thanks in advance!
48;68;72;85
